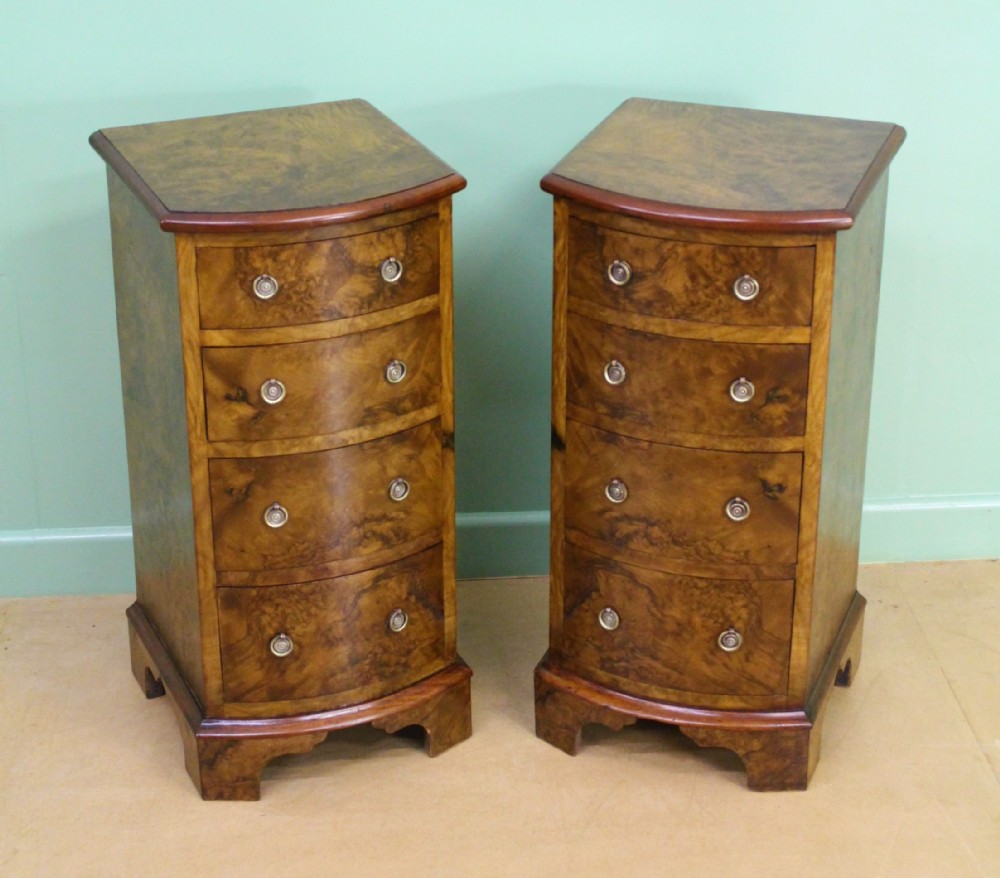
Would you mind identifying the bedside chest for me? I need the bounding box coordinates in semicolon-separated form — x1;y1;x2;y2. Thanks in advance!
91;101;471;799
534;99;904;790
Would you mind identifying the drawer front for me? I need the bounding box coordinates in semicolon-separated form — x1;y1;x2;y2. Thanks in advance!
567;312;809;438
564;421;802;568
197;215;439;329
218;546;447;703
203;309;440;442
560;545;793;697
568;217;814;326
210;421;442;574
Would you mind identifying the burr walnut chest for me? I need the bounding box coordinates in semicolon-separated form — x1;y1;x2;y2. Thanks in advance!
535;99;904;790
91;100;470;799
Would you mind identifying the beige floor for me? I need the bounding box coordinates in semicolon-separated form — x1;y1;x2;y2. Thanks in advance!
2;561;999;877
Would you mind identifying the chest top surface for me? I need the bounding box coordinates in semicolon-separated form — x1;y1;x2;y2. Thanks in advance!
90;99;465;232
542;98;904;231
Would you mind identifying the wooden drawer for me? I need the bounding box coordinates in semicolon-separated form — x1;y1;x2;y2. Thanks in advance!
203;309;440;442
218;546;447;703
197;215;439;329
559;544;794;697
210;421;442;577
568;217;814;326
564;421;802;569
567;312;809;439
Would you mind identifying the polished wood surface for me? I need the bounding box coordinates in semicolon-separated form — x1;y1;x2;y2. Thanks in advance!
536;590;862;790
559;545;794;699
202;309;440;442
806;177;889;693
97;101;468;797
128;602;471;800
566;311;810;438
568;215;815;325
90;100;466;232
197;215;439;329
218;547;447;704
564;421;802;569
210;421;443;575
542;98;904;231
436;197;459;657
538;98;902;789
108;171;206;702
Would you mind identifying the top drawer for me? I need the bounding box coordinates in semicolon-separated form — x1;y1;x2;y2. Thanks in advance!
568;217;814;326
196;215;439;329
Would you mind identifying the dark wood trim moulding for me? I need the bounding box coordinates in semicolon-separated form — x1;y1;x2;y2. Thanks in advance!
536;654;813;732
842;125;907;223
90;130;467;233
90;131;172;222
541;124;905;232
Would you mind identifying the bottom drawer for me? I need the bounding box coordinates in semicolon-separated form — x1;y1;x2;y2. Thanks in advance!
560;544;793;699
218;545;446;704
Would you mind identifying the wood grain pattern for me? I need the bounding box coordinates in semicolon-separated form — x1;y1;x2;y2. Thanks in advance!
202;309;440;442
128;601;471;799
90;100;466;231
218;546;447;704
568;288;811;345
371;670;471;757
536;611;862;792
806;177;888;692
174;232;226;710
565;406;805;456
108;171;206;703
209;421;442;576
785;233;837;702
197;215;439;329
569;201;819;248
542;98;904;231
564;420;802;570
568;216;815;325
99;100;468;797
534;656;812;759
535;663;637;755
564;531;796;585
559;545;794;699
436;198;458;657
550;199;571;646
567;311;810;439
200;294;439;348
538;98;901;789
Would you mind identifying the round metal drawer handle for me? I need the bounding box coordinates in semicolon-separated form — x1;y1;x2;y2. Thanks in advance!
269;633;293;657
387;608;409;633
718;628;743;653
729;377;755;404
598;607;620;631
259;378;286;405
388;477;410;502
263;502;289;528
603;359;627;386
605;478;629;504
380;257;404;284
733;274;760;301
725;497;750;522
385;359;407;384
251;274;279;301
607;259;632;286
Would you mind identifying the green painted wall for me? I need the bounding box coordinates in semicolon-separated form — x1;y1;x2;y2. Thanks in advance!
2;1;998;596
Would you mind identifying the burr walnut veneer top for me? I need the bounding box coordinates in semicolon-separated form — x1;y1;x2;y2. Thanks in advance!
542;98;905;231
90;100;466;232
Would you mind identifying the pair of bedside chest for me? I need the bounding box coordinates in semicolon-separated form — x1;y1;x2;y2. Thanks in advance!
92;98;903;798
